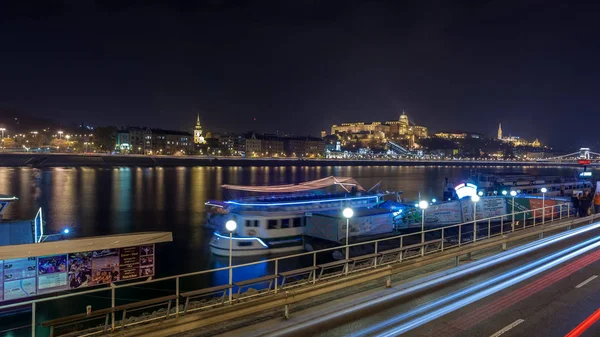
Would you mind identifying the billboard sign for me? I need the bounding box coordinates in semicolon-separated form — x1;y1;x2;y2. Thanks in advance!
0;244;155;303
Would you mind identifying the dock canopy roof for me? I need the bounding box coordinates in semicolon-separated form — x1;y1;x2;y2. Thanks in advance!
0;232;172;260
221;176;366;193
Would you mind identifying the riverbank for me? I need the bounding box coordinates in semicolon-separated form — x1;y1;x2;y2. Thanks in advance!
0;153;588;168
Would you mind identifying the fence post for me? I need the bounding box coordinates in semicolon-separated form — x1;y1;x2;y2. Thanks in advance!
567;203;570;218
560;204;563;220
31;302;36;337
400;236;403;250
533;209;536;227
441;229;445;251
111;287;116;331
274;259;279;294
175;277;180;317
312;252;317;285
458;224;462;247
551;205;554;222
374;241;378;268
488;218;491;239
523;211;526;229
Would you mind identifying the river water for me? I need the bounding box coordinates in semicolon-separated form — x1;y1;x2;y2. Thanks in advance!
0;165;592;336
0;165;587;278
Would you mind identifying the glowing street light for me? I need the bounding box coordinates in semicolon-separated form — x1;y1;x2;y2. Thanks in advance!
541;187;548;224
471;195;480;242
510;190;517;227
502;190;507;196
58;130;63;139
419;200;429;249
225;220;237;304
343;207;354;274
0;128;5;139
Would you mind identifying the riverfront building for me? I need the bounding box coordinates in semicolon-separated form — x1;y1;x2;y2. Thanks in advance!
117;127;193;155
330;110;428;149
497;122;542;147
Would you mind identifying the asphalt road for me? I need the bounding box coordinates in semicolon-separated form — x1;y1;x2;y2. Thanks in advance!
219;221;600;337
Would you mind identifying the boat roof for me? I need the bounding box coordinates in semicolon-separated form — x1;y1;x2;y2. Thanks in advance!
0;232;172;260
0;195;18;201
315;207;394;218
221;176;366;193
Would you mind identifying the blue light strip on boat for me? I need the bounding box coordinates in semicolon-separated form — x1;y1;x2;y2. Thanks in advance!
224;195;379;207
213;232;268;247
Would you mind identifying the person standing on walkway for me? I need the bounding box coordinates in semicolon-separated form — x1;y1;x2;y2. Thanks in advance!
594;191;600;214
579;191;592;217
572;192;580;216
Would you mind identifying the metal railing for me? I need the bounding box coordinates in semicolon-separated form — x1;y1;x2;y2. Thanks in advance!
1;202;581;337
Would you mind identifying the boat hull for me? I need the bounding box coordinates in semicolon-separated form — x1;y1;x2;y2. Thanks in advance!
209;244;304;257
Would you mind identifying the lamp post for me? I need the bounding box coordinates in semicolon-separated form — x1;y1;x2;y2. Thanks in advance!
0;128;5;139
471;195;480;242
58;131;63;139
418;200;429;246
343;208;354;275
225;220;237;304
510;190;517;227
541;187;547;224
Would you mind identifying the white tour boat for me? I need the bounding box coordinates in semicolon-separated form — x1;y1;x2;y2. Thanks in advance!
206;176;383;257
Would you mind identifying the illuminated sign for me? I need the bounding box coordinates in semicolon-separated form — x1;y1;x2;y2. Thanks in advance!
454;183;478;199
579;159;591;165
0;245;155;303
580;171;592;177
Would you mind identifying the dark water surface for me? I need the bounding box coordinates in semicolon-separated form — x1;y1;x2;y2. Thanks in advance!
0;165;587;277
0;165;589;336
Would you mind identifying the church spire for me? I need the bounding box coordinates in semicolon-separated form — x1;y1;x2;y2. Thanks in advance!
497;122;503;140
194;113;205;144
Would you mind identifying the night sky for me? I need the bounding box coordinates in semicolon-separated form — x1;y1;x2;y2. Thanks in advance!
1;1;599;148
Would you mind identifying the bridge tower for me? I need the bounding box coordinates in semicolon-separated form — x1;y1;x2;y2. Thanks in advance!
579;148;590;160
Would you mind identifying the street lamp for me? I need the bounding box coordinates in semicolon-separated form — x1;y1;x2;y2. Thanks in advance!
541;187;547;224
471;195;480;242
502;190;507;196
418;200;429;247
0;128;5;139
478;191;484;197
510;190;517;227
225;220;237;304
343;207;353;274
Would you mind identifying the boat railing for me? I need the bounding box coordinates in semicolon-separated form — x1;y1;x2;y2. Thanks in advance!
7;201;596;337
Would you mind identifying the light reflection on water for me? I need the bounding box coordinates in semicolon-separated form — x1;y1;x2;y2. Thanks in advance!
0;165;587;280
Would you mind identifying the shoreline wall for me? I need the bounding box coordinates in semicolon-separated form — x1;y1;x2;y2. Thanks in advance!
0;153;587;168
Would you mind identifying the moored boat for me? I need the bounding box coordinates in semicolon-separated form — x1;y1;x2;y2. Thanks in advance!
206;176;384;257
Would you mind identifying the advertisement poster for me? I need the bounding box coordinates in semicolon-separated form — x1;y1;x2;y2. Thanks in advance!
3;257;37;300
119;247;141;280
91;249;120;285
423;201;462;225
0;244;155;303
140;245;155;277
461;198;506;222
529;199;557;219
37;255;68;294
68;252;93;289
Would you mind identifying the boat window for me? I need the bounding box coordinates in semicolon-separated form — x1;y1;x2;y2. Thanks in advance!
533;188;538;194
281;219;291;228
237;241;253;247
253;220;260;227
267;219;278;229
245;220;252;227
293;218;302;227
